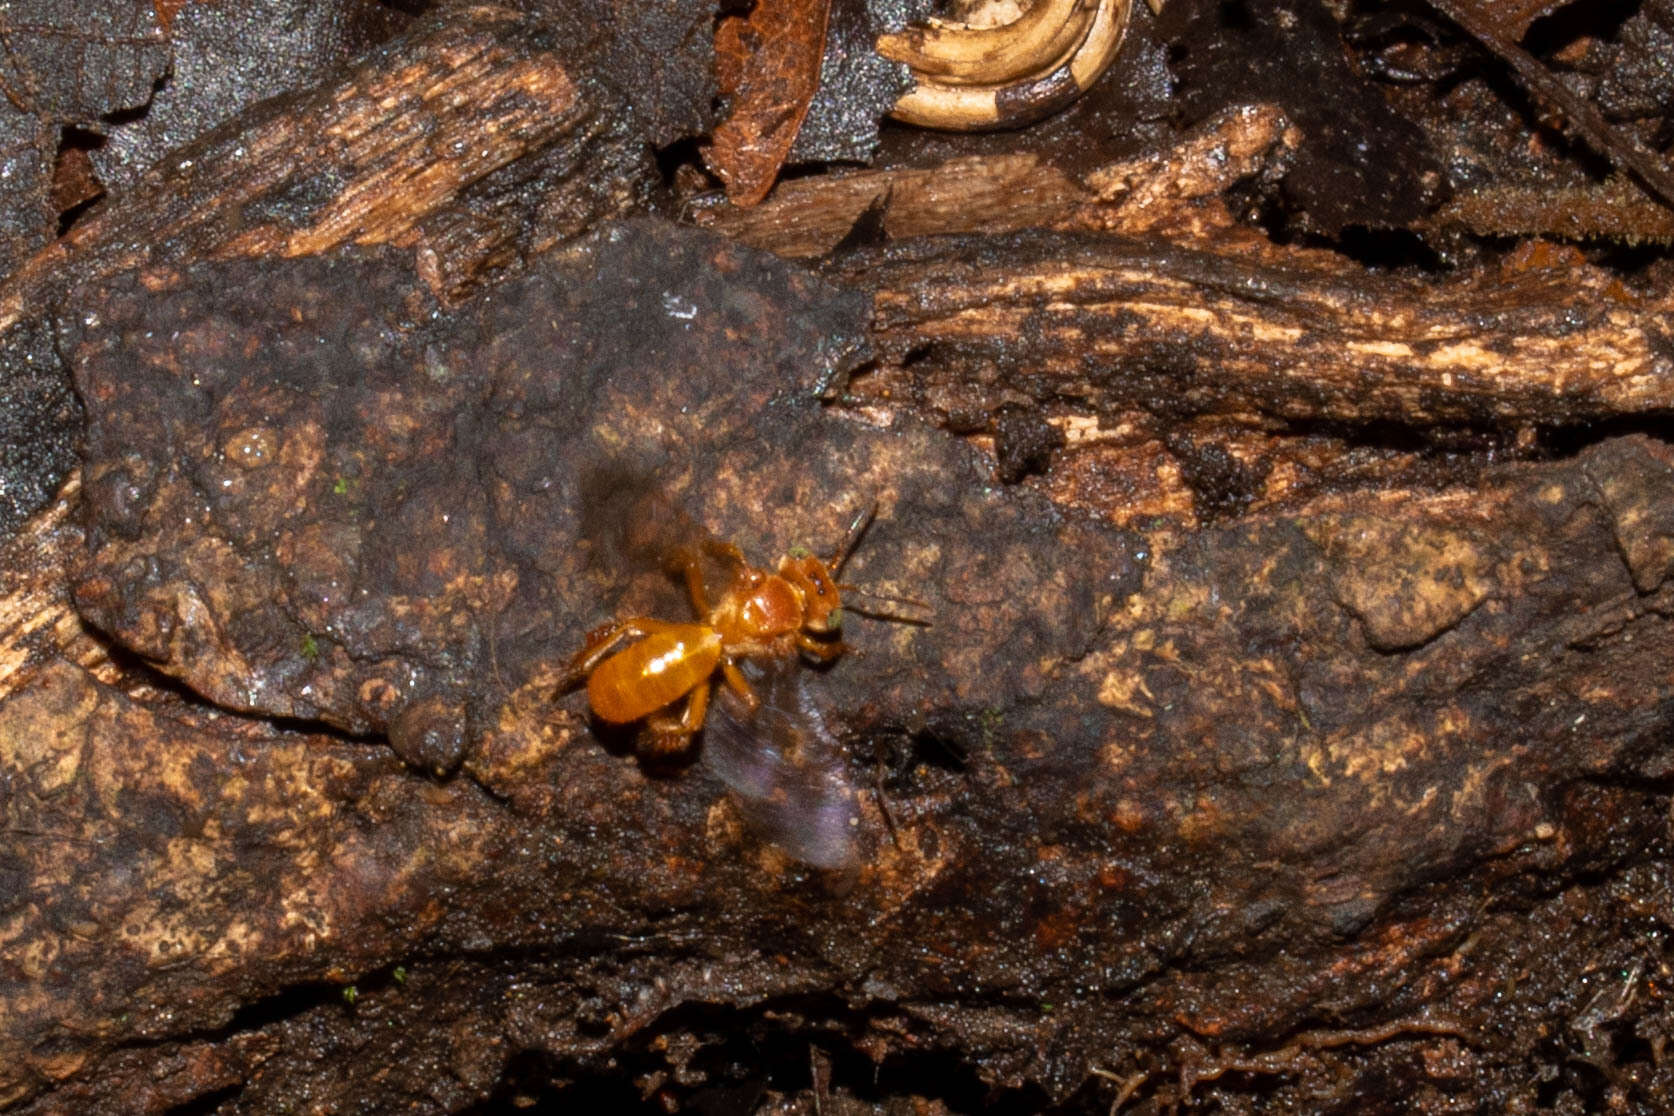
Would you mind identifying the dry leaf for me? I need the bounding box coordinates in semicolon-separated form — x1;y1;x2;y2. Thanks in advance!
705;0;832;206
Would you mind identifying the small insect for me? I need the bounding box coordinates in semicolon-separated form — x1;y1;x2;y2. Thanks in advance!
564;505;874;755
564;477;928;865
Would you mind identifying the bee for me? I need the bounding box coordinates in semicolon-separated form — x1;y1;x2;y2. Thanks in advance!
564;506;871;755
564;479;927;866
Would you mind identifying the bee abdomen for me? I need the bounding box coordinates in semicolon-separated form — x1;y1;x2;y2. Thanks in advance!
587;625;724;723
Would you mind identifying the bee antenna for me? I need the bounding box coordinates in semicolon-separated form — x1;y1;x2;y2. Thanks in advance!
829;502;878;575
844;602;933;627
838;584;933;626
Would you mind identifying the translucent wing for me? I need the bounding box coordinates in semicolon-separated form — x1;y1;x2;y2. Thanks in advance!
579;467;743;591
703;662;858;869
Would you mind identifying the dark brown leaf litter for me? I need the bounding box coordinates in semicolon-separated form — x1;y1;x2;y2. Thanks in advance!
65;220;1137;779
39;216;1674;1110
0;319;78;539
531;0;723;148
0;0;167;121
1164;0;1449;237
707;0;832;204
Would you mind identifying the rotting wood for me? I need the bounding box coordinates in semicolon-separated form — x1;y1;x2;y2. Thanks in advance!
5;30;1674;1116
703;103;1674;434
693;103;1297;256
1;0;661;703
0;0;658;539
0;478;111;704
11;420;1674;1109
845;229;1672;426
0;2;649;336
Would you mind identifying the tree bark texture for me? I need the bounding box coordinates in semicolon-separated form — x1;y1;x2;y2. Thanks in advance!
4;4;1674;1114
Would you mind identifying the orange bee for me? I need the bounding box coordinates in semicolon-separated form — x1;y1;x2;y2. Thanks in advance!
565;509;872;754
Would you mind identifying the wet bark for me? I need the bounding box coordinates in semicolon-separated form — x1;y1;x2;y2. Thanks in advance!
5;6;1674;1115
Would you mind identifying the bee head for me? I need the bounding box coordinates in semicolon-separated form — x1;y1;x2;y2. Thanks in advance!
780;551;843;634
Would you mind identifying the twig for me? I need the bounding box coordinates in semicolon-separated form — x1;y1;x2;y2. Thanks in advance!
1425;0;1674;212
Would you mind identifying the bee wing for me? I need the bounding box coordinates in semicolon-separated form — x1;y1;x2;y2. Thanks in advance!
579;466;744;587
703;663;858;869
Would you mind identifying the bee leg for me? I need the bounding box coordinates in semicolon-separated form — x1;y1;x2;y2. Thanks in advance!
683;680;712;733
720;660;759;712
564;617;687;684
642;679;712;757
795;633;849;662
677;538;762;613
678;555;712;617
663;543;719;618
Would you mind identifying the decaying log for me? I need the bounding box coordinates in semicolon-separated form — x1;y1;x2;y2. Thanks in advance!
0;3;650;323
11;214;1674;1110
850;233;1674;427
6;12;1674;1114
0;2;655;537
742;110;1674;436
